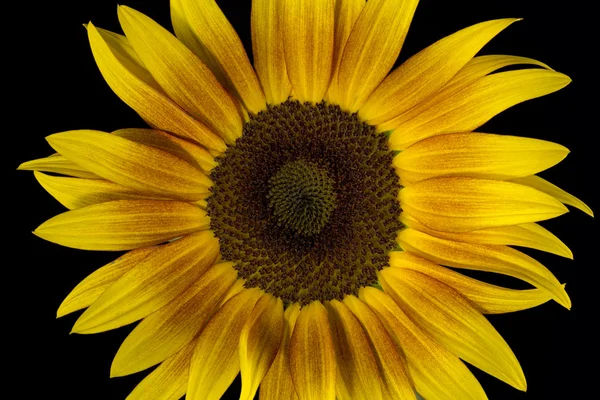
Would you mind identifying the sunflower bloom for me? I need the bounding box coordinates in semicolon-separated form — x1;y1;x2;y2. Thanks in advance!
19;0;593;399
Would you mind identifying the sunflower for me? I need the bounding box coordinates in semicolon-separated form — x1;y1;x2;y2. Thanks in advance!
19;0;592;399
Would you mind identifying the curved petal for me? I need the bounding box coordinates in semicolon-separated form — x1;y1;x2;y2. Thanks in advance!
343;296;415;400
381;268;526;390
239;294;285;400
361;287;488;400
400;213;573;259
337;0;418;111
112;128;216;173
18;154;100;179
71;231;219;334
117;6;243;143
177;0;266;113
111;262;237;377
290;301;336;400
399;177;568;232
326;300;383;400
387;69;571;149
57;247;156;318
260;304;302;400
397;228;571;308
394;133;569;184
187;288;262;400
360;19;518;122
251;0;292;105
34;172;169;210
34;200;209;251
325;0;365;104
87;22;225;152
283;0;334;103
510;175;594;217
389;251;556;314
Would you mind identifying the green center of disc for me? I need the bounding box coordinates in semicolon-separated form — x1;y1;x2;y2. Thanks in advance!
267;160;337;237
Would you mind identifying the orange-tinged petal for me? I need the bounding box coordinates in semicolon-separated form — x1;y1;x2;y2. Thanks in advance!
337;0;418;111
283;0;335;103
399;177;568;232
18;154;100;179
362;287;488;400
87;22;225;152
260;304;302;400
252;0;292;105
326;300;383;400
187;288;262;400
397;228;571;308
389;251;555;314
178;0;266;113
112;128;216;173
34;172;169;210
57;247;156;318
343;296;415;400
290;301;336;400
239;294;285;400
394;132;569;184
34;200;209;251
387;69;571;149
46;130;210;201
510;175;594;217
71;231;219;334
117;6;243;144
325;0;365;104
111;262;237;377
381;268;526;390
360;19;518;122
400;213;573;259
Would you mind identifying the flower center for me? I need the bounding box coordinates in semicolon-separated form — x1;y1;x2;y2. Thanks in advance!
207;100;402;305
267;159;337;237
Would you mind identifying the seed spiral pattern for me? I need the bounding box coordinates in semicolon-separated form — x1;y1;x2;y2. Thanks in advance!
207;100;403;304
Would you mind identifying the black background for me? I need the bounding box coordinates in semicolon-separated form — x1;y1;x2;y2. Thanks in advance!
8;0;597;399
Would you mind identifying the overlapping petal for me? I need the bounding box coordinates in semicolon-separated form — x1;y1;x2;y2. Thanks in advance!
18;154;100;179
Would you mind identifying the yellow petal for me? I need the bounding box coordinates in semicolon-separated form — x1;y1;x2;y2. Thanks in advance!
399;177;568;232
337;0;419;111
251;0;293;105
326;300;383;400
57;247;156;318
289;301;336;400
117;6;242;144
283;0;334;103
87;22;225;152
361;287;488;400
389;251;556;314
260;304;302;400
112;128;216;173
34;172;168;210
46;130;210;201
111;262;237;377
400;213;573;259
18;154;100;179
187;288;262;400
177;0;266;113
397;228;571;308
239;294;285;400
34;200;209;251
381;267;526;390
325;0;365;104
387;69;571;149
510;175;594;217
170;0;232;91
360;19;518;122
343;296;415;400
395;132;569;184
72;231;219;334
126;342;193;400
